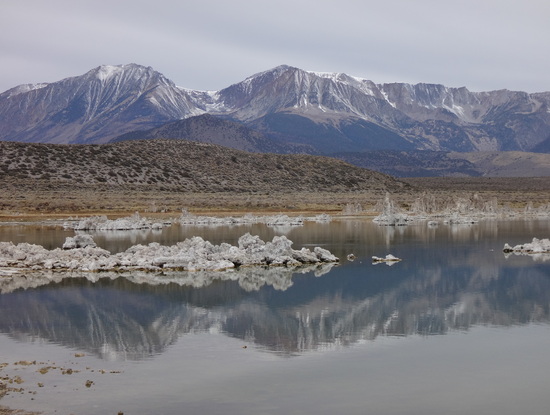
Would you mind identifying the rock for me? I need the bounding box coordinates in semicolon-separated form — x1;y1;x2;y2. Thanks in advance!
502;238;550;254
178;213;331;227
65;212;167;231
372;254;402;263
314;247;339;262
373;193;411;226
62;234;97;249
502;243;514;253
0;233;339;275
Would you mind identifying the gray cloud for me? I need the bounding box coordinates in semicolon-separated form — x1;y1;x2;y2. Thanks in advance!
1;0;549;93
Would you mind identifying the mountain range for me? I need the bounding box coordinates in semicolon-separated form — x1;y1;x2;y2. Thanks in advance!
1;63;550;176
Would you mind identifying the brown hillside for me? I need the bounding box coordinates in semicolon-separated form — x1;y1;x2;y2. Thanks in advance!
0;139;410;215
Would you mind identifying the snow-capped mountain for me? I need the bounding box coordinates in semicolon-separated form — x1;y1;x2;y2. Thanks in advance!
1;63;549;153
213;65;550;152
0;64;200;144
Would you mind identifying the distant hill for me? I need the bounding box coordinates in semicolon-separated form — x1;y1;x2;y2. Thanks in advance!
111;113;306;153
333;150;550;177
0;139;409;194
448;151;550;177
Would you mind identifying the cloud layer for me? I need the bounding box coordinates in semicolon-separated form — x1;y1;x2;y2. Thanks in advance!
2;0;549;93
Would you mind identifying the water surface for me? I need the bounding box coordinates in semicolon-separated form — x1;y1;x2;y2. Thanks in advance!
0;219;549;414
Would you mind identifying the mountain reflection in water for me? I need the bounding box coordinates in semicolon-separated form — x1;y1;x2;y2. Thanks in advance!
1;219;549;360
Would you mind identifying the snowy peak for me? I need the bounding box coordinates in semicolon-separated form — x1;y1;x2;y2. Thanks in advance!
94;64;128;81
77;63;178;101
215;65;388;121
0;63;199;144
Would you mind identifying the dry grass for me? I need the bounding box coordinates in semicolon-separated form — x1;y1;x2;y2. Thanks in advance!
0;180;390;220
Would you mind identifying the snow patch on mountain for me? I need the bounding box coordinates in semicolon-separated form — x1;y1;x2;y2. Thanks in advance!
5;83;48;98
96;65;125;81
380;89;396;108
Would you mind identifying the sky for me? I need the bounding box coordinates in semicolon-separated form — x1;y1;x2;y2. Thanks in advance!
2;0;550;94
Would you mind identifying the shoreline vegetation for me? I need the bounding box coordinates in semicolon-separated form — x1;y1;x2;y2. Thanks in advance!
1;176;549;222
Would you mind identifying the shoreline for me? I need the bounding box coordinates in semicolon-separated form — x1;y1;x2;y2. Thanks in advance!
1;179;549;223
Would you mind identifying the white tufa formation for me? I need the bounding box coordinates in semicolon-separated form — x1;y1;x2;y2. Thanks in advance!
0;233;339;275
503;238;550;254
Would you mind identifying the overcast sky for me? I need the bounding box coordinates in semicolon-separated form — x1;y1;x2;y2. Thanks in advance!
2;0;549;94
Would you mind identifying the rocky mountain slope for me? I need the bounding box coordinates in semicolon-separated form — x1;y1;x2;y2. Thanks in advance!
112;113;299;153
1;64;549;154
0;64;199;144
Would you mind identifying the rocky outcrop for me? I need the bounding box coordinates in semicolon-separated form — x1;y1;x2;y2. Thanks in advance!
65;212;167;231
503;238;550;255
178;213;331;226
372;254;402;264
374;193;550;226
62;234;97;249
0;233;339;275
372;193;411;225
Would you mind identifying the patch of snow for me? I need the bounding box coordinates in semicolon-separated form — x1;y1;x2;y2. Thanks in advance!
443;103;465;117
96;65;124;81
380;90;397;108
311;71;367;85
6;83;48;98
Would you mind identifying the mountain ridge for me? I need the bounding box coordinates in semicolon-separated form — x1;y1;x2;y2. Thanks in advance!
1;63;549;155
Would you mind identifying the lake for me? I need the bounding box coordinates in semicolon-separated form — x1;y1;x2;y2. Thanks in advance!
1;218;549;415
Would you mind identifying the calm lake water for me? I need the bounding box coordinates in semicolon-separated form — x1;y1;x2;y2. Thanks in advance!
0;218;549;415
